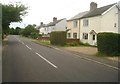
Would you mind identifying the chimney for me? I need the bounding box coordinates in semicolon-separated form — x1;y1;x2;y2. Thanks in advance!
90;2;97;11
53;17;57;22
40;22;43;26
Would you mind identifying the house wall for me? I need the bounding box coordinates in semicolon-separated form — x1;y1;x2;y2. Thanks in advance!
80;16;101;45
80;5;119;45
54;19;67;31
100;5;119;33
67;20;80;39
47;26;54;34
39;27;46;34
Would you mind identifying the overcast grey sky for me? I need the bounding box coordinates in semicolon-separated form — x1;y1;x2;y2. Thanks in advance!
1;0;120;28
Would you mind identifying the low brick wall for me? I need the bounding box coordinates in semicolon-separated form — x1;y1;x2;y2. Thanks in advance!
66;39;80;43
38;37;80;43
38;37;50;40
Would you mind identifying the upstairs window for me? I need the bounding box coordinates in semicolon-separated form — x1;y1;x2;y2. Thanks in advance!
83;19;89;27
83;33;88;39
73;20;78;28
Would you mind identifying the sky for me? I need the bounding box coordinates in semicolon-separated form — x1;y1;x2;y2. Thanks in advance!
1;0;120;28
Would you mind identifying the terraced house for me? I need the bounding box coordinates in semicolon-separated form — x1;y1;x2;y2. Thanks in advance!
67;2;120;45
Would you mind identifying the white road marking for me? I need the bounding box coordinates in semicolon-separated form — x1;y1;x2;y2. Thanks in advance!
21;42;24;45
35;52;58;69
26;45;32;50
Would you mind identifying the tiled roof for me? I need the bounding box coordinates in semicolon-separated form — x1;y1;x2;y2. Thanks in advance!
82;3;116;18
37;24;47;29
68;11;88;21
46;18;65;27
68;3;116;20
37;18;65;29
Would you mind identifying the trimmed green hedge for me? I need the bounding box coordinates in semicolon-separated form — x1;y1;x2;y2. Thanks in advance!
97;32;120;56
50;31;66;46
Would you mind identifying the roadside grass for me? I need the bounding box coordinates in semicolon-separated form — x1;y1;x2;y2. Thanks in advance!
32;39;50;45
32;39;97;48
65;42;97;47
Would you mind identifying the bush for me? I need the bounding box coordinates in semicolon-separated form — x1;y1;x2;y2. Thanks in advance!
97;32;120;56
30;32;39;39
50;31;66;46
67;42;80;46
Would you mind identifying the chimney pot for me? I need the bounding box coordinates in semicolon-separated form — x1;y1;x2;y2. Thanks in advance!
90;2;97;11
40;22;43;25
53;17;57;22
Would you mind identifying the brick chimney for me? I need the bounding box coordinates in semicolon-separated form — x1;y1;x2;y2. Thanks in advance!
90;2;97;11
53;17;57;22
40;22;43;26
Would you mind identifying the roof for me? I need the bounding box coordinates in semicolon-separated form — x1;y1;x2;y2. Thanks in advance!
46;18;65;27
37;18;65;29
37;24;47;29
68;3;116;20
82;3;116;18
68;11;88;21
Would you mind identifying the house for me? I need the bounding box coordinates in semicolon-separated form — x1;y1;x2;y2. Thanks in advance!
37;22;47;35
67;2;120;45
67;11;88;39
37;17;67;35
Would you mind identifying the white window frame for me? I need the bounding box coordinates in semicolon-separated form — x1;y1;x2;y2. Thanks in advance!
73;20;78;28
73;33;77;39
83;33;88;39
83;19;89;27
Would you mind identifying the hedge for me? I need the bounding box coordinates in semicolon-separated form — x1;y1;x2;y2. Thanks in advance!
97;32;120;56
50;31;66;46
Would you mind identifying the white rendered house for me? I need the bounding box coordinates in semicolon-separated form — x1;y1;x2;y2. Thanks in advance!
37;17;67;35
67;2;120;45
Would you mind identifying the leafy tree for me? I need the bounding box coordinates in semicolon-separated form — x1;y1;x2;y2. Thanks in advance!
9;28;15;35
9;27;22;35
22;24;39;38
15;27;21;35
2;2;28;35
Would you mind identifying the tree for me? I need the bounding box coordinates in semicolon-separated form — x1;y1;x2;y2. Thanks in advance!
15;27;21;35
9;27;22;35
22;24;39;38
2;2;28;35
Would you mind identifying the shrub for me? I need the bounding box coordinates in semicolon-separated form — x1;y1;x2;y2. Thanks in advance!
30;32;39;39
97;32;120;56
50;31;66;46
67;42;80;46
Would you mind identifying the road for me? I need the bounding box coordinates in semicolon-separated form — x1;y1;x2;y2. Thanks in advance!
2;35;118;82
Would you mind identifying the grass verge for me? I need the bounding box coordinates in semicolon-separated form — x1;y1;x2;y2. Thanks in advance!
32;39;50;45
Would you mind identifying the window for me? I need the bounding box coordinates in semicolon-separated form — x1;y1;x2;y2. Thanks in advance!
67;33;71;38
73;21;78;28
93;35;95;40
73;33;77;39
83;33;88;39
83;19;89;27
